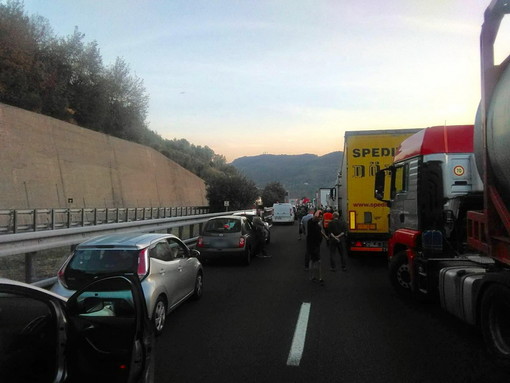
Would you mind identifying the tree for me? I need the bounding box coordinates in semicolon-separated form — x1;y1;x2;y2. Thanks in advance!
0;0;44;110
261;182;287;207
103;57;149;142
206;173;258;212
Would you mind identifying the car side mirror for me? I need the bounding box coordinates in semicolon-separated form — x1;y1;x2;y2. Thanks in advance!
190;249;200;258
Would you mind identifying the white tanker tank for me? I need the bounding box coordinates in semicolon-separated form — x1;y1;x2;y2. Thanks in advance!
474;59;510;207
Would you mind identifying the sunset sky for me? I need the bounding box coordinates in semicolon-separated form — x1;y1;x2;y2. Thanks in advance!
21;0;509;162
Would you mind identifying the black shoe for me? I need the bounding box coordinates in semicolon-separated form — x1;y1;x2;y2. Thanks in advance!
319;279;325;286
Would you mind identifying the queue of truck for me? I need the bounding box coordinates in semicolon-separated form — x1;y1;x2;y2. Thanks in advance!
334;0;510;362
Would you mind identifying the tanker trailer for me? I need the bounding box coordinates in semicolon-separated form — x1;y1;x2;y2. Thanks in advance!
373;0;510;362
465;0;510;360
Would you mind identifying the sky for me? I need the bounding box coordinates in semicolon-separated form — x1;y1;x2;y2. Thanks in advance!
20;0;510;162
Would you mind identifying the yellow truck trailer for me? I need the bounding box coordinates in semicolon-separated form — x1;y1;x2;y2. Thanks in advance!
338;129;419;253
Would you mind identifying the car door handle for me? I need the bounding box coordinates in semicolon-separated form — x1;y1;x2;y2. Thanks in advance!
178;266;183;272
159;269;165;275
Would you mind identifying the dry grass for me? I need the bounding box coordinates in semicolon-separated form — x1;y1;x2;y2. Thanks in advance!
0;224;200;284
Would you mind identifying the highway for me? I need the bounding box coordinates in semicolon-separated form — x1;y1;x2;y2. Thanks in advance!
154;223;509;382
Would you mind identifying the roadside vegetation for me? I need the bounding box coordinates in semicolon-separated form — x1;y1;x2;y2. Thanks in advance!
0;0;285;211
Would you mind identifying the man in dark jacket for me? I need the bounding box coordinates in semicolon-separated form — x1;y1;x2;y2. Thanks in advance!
307;210;328;284
253;216;270;257
327;211;347;271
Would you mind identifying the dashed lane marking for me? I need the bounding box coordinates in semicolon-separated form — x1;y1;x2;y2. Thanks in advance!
286;302;311;366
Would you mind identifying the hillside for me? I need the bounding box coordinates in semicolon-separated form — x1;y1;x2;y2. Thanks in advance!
231;152;343;199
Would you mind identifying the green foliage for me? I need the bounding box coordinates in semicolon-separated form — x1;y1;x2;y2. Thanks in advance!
261;182;287;207
206;173;259;213
0;0;253;203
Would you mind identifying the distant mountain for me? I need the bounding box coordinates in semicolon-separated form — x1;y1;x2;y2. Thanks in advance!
231;152;343;200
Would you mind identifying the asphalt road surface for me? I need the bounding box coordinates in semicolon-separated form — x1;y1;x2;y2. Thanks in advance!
155;223;509;382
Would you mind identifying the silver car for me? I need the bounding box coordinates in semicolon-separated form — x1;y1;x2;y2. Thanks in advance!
51;232;203;335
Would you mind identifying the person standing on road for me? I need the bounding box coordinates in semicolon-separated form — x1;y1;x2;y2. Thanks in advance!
253;216;270;258
322;208;333;235
301;209;315;269
297;205;308;240
307;210;328;285
327;211;347;271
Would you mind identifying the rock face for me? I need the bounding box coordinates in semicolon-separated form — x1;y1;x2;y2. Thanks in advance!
0;103;208;209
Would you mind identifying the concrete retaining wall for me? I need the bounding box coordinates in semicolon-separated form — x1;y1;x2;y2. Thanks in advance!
0;103;208;209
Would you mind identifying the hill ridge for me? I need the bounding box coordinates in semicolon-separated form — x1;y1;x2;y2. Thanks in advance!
231;152;343;199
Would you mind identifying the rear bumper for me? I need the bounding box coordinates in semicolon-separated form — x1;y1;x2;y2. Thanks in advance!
198;248;246;259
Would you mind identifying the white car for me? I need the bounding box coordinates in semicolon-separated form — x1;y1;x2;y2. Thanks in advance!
271;203;295;224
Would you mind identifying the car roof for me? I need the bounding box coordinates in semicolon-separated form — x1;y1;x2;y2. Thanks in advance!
232;211;256;216
76;232;178;249
208;215;245;220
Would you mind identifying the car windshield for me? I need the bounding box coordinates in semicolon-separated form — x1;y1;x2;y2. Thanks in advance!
204;218;241;233
68;249;139;273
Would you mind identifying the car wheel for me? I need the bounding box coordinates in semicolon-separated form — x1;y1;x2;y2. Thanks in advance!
152;297;167;336
388;251;412;297
192;272;203;300
244;247;252;266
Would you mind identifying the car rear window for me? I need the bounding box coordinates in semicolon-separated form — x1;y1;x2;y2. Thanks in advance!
204;218;241;233
68;249;139;273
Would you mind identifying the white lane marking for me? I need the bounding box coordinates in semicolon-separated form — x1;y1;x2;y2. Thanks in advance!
287;302;311;366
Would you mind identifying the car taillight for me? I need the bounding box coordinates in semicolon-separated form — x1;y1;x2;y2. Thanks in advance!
239;237;246;248
57;254;73;289
137;248;150;280
197;237;204;248
57;265;68;289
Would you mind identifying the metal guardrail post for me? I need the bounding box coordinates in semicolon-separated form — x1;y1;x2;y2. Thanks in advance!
33;209;37;232
25;252;36;283
13;210;18;233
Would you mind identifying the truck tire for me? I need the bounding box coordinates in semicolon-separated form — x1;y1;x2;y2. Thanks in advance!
389;251;412;296
480;284;510;361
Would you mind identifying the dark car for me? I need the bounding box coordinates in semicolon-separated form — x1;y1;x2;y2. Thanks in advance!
196;216;256;265
0;275;154;382
233;210;272;244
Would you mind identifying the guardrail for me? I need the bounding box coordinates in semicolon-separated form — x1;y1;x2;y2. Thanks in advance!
0;208;243;288
0;206;209;234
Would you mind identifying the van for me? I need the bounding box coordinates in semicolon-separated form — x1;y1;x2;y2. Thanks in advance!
272;203;295;224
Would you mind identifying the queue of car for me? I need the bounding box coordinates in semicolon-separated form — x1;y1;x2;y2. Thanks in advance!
0;209;273;382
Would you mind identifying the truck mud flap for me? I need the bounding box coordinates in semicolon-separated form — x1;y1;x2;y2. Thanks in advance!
439;266;487;325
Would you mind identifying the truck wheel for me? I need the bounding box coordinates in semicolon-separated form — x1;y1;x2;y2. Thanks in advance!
389;251;412;296
480;284;510;361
